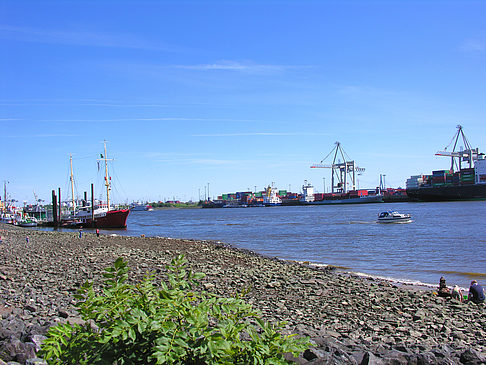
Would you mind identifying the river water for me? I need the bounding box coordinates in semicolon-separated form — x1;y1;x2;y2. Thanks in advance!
59;201;486;290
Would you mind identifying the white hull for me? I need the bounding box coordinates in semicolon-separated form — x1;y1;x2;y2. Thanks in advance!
377;211;412;224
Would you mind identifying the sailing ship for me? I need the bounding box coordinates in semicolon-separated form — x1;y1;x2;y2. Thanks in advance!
62;142;130;228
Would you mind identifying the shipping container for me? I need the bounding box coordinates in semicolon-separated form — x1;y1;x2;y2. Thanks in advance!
433;170;449;176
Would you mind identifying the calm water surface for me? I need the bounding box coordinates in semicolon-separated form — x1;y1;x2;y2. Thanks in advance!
86;202;486;289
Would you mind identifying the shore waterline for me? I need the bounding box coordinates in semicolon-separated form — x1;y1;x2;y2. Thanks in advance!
41;201;486;290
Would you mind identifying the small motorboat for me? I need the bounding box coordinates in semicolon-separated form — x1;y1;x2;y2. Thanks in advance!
377;211;412;223
16;217;38;227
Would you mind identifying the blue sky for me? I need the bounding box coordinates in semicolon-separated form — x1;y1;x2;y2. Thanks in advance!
1;0;486;204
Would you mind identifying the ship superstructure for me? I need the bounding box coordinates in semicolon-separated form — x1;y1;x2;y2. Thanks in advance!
406;125;486;201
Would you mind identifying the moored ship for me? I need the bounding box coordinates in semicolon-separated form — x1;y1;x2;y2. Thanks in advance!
263;183;282;206
61;142;130;228
308;191;383;205
406;125;486;202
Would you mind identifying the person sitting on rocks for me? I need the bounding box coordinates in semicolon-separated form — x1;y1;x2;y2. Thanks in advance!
468;280;485;304
451;285;463;301
437;276;451;297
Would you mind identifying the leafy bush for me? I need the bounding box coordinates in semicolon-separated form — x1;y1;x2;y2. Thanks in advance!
39;255;310;364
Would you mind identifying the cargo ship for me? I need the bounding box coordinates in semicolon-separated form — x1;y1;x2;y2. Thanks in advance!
406;125;486;202
308;191;384;205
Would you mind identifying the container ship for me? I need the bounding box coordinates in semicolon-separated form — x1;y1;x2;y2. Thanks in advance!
406;126;486;201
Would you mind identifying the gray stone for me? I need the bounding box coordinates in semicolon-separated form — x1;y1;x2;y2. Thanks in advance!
416;352;438;365
57;309;69;319
360;351;385;365
459;348;485;365
24;305;36;313
381;350;411;365
25;359;48;365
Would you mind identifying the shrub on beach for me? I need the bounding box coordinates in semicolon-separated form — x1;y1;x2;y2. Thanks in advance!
39;255;310;364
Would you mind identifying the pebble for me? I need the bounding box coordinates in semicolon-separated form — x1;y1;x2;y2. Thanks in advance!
0;224;485;364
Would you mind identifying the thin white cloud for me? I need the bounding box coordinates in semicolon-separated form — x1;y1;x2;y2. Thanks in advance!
6;133;81;138
461;38;486;53
0;99;210;107
34;134;81;138
34;117;256;123
171;60;310;74
192;132;331;137
0;24;178;52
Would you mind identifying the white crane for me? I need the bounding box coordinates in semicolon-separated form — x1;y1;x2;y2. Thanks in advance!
435;125;483;172
311;142;365;193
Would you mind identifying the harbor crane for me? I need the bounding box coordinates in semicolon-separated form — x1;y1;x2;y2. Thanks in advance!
311;142;366;193
435;125;483;172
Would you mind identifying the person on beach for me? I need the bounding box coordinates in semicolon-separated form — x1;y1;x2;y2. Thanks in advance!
25;236;29;243
468;280;485;304
78;228;83;239
437;276;451;297
96;228;100;237
451;285;463;301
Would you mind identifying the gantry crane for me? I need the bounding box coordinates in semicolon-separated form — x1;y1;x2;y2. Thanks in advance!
311;142;365;193
435;125;482;172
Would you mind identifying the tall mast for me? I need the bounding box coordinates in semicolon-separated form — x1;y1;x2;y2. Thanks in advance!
70;154;76;215
103;141;111;211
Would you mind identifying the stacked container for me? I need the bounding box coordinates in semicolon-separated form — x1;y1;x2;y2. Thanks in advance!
460;168;475;185
476;159;486;184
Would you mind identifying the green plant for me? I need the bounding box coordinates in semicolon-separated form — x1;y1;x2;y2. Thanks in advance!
39;255;310;364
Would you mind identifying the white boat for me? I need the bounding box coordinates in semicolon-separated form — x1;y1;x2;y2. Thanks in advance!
15;213;38;227
263;183;282;206
0;213;14;224
300;180;315;203
377;211;412;223
17;218;38;227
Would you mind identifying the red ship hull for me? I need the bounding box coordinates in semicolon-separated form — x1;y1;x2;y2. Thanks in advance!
63;209;130;229
92;209;130;228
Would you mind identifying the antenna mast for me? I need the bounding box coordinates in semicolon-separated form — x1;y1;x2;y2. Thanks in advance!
98;140;114;211
70;154;76;215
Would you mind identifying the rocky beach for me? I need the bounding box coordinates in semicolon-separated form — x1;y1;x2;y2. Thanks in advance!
0;224;485;364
